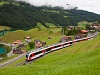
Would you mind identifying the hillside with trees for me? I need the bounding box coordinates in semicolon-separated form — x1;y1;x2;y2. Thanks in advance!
0;0;100;30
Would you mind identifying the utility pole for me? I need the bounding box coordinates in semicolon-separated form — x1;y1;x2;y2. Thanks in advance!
63;29;64;36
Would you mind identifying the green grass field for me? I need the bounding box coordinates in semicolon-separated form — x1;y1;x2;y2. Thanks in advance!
0;33;100;75
0;28;62;43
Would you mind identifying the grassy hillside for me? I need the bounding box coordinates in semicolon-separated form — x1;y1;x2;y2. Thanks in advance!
0;33;100;75
0;28;62;43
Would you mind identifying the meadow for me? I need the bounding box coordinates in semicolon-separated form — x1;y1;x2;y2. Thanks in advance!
0;27;62;43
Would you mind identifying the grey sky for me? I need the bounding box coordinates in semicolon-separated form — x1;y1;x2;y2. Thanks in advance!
17;0;100;14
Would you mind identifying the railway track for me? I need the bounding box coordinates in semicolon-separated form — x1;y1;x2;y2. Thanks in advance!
16;55;44;66
0;53;26;68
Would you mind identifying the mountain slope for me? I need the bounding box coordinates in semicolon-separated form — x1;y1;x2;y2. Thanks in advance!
0;1;100;30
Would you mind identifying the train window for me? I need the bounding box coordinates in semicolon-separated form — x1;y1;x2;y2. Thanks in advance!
64;43;68;45
46;48;51;52
54;45;61;48
26;54;29;58
30;54;33;57
34;51;42;55
70;42;73;44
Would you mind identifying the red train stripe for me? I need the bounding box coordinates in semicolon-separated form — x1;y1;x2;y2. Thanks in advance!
51;46;54;49
32;53;34;57
42;50;45;53
60;44;63;46
68;42;70;44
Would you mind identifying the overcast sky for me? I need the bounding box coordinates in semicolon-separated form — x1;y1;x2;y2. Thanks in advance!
17;0;100;14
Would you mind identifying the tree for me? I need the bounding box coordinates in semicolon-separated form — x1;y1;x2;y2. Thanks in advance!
28;42;35;49
0;1;100;30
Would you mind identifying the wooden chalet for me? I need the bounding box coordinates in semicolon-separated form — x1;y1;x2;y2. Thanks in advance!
12;40;24;54
12;40;22;45
74;30;88;39
13;48;22;54
60;35;72;42
80;30;88;34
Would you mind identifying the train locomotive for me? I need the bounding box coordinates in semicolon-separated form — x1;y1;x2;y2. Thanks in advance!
26;36;94;61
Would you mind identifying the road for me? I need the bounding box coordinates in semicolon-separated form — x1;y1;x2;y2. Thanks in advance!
0;42;11;46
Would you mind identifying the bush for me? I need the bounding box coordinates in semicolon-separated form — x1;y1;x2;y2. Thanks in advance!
28;42;35;49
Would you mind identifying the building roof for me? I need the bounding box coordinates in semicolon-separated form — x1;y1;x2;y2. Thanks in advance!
26;36;31;39
13;40;21;44
12;42;18;44
81;30;88;33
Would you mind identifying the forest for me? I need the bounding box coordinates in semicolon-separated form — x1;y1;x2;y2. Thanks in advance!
0;1;100;30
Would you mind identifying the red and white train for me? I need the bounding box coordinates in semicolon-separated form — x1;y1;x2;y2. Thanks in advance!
26;36;94;61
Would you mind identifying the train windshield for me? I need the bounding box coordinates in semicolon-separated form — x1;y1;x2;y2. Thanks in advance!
26;54;29;58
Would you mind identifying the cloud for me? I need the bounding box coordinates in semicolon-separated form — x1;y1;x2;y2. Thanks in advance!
67;0;100;14
16;0;100;14
16;0;76;9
